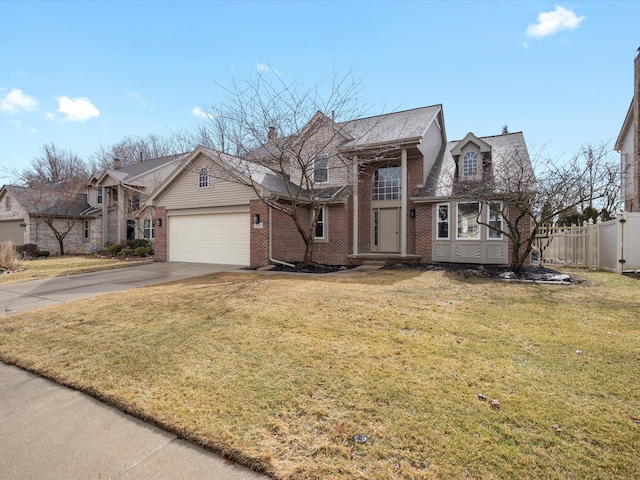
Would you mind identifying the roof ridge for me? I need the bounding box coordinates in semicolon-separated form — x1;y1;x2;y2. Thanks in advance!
337;104;442;124
449;131;524;143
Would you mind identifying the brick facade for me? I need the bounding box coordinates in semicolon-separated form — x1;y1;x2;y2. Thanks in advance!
153;207;167;261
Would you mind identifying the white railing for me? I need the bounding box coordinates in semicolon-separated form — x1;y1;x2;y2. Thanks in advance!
535;212;640;273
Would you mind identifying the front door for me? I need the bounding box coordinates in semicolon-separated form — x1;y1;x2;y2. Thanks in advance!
378;208;399;252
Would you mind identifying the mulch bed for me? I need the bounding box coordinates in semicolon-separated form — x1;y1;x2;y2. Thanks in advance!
385;263;582;283
268;261;580;283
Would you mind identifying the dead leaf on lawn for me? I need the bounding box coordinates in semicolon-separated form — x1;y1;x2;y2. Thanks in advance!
334;422;346;435
490;399;501;409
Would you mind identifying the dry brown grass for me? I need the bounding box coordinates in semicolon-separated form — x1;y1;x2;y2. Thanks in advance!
1;268;639;479
0;255;147;285
0;242;21;271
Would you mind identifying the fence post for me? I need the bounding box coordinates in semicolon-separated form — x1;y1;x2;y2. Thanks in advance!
616;213;625;274
585;220;592;269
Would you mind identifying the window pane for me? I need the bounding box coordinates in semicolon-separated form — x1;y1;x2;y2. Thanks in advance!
463;152;478;176
457;202;480;239
437;204;449;239
314;155;328;183
314;207;324;238
488;203;502;238
372;164;401;200
199;168;208;188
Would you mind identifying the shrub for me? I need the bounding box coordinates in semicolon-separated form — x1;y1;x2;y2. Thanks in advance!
134;247;150;257
108;244;123;255
37;250;50;257
21;243;39;258
0;242;22;270
118;248;133;257
128;238;153;252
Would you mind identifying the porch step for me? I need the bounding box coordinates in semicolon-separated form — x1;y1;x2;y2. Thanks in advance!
354;261;386;272
361;260;387;266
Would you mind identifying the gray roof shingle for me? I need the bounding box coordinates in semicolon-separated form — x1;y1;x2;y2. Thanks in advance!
414;132;533;199
339;105;442;149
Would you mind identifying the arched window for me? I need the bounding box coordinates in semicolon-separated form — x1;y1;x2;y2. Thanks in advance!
199;168;209;188
372;163;401;201
463;151;478;177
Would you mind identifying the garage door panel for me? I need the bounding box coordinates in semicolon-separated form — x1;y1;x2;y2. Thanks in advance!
0;221;25;245
168;213;250;265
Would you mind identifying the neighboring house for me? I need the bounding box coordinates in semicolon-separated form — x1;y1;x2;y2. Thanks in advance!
0;153;186;254
146;105;533;267
0;184;94;254
87;153;187;247
615;50;640;212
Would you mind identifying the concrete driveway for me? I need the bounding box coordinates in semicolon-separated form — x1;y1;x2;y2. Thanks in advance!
0;262;245;316
0;262;268;479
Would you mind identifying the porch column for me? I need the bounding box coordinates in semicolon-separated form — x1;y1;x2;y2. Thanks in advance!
117;184;124;243
401;148;407;256
102;189;109;247
352;156;359;255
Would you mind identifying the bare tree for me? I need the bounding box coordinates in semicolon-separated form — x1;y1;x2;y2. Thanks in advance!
17;180;89;255
89;133;194;173
196;66;386;265
449;141;620;271
11;144;91;255
18;143;88;185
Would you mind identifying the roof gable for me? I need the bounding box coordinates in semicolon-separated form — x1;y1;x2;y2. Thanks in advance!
451;132;492;156
338;105;442;149
615;98;634;151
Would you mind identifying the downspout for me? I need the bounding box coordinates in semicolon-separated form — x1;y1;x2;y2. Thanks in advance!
269;206;295;268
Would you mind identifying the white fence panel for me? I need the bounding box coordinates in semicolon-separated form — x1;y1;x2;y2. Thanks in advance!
536;213;640;273
597;220;618;272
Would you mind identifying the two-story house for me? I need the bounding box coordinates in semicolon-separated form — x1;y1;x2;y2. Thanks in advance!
145;105;533;268
616;50;640;212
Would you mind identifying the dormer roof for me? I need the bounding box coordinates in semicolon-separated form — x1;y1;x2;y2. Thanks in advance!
450;132;492;157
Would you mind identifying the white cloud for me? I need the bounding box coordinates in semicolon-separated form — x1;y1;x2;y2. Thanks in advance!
527;5;585;38
128;91;147;107
56;96;100;122
0;88;38;114
257;63;281;77
192;106;216;119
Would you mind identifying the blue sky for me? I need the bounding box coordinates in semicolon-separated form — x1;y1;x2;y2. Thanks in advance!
1;1;638;181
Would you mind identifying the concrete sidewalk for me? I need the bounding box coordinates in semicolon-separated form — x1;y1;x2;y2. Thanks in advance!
0;362;267;480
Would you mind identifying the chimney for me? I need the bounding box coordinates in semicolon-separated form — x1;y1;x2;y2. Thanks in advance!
113;158;121;170
268;126;277;142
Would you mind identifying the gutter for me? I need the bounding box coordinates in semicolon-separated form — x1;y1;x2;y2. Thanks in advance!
269;206;295;268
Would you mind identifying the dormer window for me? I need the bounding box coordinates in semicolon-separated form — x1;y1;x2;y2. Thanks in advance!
463;151;478;177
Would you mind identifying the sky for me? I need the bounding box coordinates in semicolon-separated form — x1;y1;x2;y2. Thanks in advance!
1;0;638;182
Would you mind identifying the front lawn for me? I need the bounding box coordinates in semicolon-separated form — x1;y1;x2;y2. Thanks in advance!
1;269;638;479
0;255;148;285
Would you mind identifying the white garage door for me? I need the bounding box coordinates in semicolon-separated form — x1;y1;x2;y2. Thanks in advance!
0;220;25;245
168;212;250;265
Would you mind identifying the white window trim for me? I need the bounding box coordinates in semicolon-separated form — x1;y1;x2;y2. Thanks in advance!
456;202;481;240
143;218;155;239
436;203;450;240
314;205;327;241
488;202;504;240
96;187;103;205
462;151;479;178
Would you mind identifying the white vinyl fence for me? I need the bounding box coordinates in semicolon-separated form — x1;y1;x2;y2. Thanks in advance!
535;212;640;273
